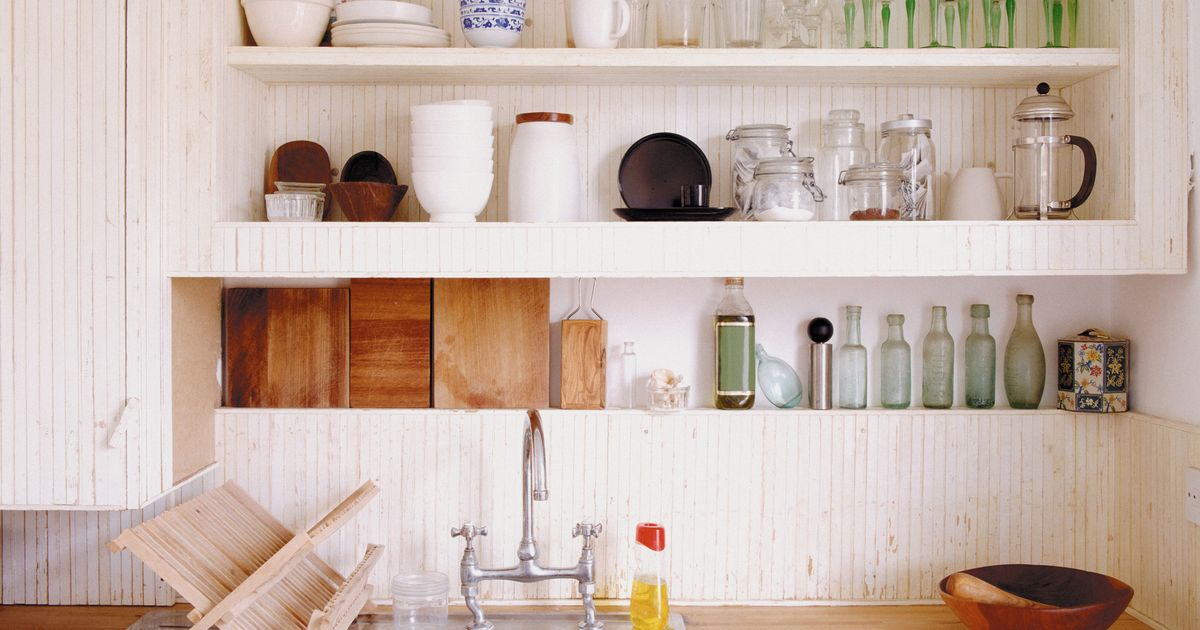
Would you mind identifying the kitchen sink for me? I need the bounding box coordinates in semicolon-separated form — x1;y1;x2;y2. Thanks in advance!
129;609;686;629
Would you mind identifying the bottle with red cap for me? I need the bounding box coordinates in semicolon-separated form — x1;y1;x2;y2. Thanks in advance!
630;522;669;630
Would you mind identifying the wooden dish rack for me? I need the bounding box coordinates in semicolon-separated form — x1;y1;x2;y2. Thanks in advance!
109;480;383;630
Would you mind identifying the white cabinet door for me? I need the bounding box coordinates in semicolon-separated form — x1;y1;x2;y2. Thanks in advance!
0;0;138;509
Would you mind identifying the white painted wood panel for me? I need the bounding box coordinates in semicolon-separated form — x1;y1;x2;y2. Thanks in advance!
0;0;132;509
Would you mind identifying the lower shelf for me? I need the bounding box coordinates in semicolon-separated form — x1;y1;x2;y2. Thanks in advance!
216;406;1092;417
173;220;1171;279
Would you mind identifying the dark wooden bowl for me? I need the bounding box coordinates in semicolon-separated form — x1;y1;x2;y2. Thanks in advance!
939;565;1134;630
330;182;408;222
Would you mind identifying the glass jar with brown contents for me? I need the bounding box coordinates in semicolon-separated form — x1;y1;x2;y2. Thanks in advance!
839;162;905;221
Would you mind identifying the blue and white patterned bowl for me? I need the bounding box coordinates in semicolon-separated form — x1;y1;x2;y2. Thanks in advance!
459;0;524;47
461;5;525;17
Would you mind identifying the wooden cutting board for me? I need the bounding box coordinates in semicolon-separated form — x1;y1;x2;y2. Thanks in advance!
267;140;333;194
350;279;431;408
225;288;349;408
433;279;550;409
560;320;607;410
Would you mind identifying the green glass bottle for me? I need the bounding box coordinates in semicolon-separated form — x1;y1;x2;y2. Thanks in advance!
715;277;755;410
921;306;954;409
1004;294;1046;409
838;306;868;409
965;304;996;409
881;314;912;409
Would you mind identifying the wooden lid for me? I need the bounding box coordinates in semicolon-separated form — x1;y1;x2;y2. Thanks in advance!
516;112;574;125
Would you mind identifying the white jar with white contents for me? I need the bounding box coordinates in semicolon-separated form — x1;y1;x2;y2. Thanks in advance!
507;112;581;222
750;157;825;221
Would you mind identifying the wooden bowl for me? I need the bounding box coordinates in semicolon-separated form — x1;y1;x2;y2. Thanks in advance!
939;565;1134;630
330;182;408;222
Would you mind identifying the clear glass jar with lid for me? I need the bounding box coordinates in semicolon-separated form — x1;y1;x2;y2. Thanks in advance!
726;124;795;217
839;162;904;221
750;157;825;221
817;109;871;221
878;114;936;220
391;571;449;630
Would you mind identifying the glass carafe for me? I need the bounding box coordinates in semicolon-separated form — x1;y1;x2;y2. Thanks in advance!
1011;83;1097;220
727;124;795;218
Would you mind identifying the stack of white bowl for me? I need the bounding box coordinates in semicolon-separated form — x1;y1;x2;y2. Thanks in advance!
332;0;451;47
460;0;526;48
242;0;336;47
410;100;495;223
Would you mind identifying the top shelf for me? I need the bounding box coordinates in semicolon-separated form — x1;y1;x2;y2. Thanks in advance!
227;47;1120;87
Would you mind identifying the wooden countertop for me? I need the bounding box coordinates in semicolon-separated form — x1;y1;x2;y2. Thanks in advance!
0;604;1153;630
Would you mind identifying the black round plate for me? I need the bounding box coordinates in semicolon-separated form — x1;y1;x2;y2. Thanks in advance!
341;151;398;185
618;132;712;209
613;207;736;222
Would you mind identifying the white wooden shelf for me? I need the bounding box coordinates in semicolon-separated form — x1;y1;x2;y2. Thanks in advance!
217;407;1079;416
174;220;1163;278
227;47;1120;87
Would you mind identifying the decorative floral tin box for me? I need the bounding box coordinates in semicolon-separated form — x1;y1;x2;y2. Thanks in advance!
1057;329;1129;413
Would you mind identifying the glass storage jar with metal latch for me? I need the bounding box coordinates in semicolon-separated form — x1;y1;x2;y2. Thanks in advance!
750;157;825;221
726;124;795;217
839;162;905;221
878;114;936;220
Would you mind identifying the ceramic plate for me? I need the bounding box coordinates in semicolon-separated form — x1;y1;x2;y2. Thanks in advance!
617;132;712;209
612;207;736;222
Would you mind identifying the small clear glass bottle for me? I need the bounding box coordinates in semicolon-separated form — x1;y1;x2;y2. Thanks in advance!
715;278;756;410
1004;294;1046;409
817;110;871;221
838;306;868;409
922;306;955;409
391;572;449;630
620;342;638;409
630;523;670;630
881;314;912;409
965;304;997;409
878;114;936;220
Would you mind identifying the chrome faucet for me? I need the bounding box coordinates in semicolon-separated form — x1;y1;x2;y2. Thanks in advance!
452;410;604;630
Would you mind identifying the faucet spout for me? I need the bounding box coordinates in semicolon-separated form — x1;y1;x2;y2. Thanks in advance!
520;410;548;561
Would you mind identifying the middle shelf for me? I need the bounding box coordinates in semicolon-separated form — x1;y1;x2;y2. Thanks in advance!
178;220;1146;278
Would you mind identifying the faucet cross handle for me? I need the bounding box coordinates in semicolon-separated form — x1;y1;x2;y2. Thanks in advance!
452;523;489;550
573;522;603;549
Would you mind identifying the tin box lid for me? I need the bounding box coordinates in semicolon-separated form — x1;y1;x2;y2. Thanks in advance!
1059;328;1129;343
1013;83;1075;122
726;124;791;141
880;113;932;133
753;156;815;177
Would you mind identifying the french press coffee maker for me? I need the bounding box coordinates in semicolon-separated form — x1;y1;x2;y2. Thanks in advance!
1011;83;1098;220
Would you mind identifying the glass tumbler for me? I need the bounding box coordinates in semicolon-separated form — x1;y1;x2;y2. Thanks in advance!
622;0;652;47
718;0;767;47
657;0;707;47
392;572;449;630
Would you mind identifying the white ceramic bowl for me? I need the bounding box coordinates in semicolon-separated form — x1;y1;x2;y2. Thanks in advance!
411;101;494;123
411;157;494;173
412;171;494;221
242;0;334;47
335;0;432;24
411;120;494;136
410;132;494;148
463;26;523;48
411;145;495;159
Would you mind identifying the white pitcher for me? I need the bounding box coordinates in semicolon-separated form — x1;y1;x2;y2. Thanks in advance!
943;167;1014;221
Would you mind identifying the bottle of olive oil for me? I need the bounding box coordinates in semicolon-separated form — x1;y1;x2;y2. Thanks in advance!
715;277;756;410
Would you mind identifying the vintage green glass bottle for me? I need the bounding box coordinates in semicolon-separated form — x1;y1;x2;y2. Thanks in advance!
965;304;997;409
1004;294;1046;409
921;306;954;409
715;278;756;410
881;314;912;409
838;306;868;409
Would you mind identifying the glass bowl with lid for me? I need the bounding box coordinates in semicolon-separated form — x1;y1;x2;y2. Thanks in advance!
749;157;825;221
838;162;905;221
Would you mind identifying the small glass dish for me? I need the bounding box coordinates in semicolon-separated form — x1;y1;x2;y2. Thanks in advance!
266;193;323;222
647;384;690;413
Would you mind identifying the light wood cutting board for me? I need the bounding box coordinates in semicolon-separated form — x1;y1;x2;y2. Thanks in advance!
350;279;431;408
433;279;550;409
560;320;607;409
224;288;350;408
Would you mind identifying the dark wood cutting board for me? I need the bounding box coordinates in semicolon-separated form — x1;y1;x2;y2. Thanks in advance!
224;288;349;408
267;140;333;192
350;279;431;408
433;279;550;409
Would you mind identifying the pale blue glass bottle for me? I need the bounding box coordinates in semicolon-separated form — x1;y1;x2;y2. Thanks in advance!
838;306;868;409
965;304;997;409
921;306;954;409
881;314;912;409
756;345;803;409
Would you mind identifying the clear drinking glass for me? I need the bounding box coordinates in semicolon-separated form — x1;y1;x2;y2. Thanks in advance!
623;0;652;47
718;0;767;47
657;0;708;47
781;0;827;48
392;572;449;630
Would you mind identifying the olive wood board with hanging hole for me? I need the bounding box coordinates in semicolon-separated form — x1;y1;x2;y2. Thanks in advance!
433;279;550;409
224;288;350;408
349;279;431;409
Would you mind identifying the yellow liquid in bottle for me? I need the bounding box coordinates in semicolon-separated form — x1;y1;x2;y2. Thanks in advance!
630;576;669;630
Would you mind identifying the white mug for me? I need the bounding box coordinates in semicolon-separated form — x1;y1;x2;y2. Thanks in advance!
944;167;1014;221
570;0;631;48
